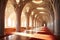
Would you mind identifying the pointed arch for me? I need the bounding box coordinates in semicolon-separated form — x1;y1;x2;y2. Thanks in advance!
5;0;17;28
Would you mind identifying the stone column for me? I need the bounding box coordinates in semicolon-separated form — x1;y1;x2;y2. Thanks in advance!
0;0;7;40
32;16;34;29
27;16;29;30
53;0;60;40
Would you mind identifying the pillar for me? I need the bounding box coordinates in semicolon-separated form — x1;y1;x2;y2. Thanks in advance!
27;16;29;30
38;21;39;27
35;19;36;28
14;1;23;40
32;16;34;29
54;0;60;39
16;9;21;32
33;18;35;28
0;0;7;40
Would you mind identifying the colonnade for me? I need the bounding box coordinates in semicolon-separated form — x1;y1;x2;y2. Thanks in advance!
0;0;60;40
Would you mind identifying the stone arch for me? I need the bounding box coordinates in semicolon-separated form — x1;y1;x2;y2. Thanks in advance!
5;0;17;28
21;2;32;28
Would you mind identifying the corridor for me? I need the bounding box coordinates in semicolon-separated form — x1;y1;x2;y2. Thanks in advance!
0;0;60;40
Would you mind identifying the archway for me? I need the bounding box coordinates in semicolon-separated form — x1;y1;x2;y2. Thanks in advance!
3;0;57;39
22;0;55;34
5;0;17;40
5;0;17;28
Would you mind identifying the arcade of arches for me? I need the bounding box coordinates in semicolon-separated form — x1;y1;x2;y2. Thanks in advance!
0;0;60;40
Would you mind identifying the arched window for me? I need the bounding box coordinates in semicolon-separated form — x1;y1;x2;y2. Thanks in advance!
21;3;31;27
7;13;17;28
5;0;17;28
21;12;27;27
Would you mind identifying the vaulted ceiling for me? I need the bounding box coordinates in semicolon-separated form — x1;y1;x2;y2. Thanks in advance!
22;0;54;23
5;0;54;23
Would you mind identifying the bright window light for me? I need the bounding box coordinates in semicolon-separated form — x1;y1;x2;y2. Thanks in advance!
32;0;43;4
36;7;44;10
35;14;37;18
31;11;34;15
8;18;11;27
16;0;20;4
39;12;45;14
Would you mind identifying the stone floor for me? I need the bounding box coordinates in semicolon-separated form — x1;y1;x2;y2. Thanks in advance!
4;27;57;40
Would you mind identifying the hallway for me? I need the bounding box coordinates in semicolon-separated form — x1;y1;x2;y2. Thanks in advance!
0;0;60;40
